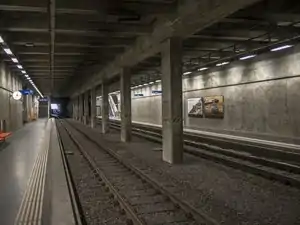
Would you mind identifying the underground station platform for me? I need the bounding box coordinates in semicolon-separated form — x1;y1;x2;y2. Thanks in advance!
0;118;300;225
1;0;300;224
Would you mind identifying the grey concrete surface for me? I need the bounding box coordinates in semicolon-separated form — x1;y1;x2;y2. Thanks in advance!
0;61;23;132
47;119;75;225
72;0;262;96
90;87;96;128
101;83;109;133
120;67;132;142
127;45;300;140
83;91;89;125
161;37;183;164
0;119;48;225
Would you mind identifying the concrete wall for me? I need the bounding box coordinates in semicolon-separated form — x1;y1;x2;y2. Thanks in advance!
114;45;300;141
0;61;23;131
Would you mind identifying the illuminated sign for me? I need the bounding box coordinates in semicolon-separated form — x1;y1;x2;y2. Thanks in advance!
12;91;22;100
152;90;162;94
39;97;48;102
19;89;33;95
134;93;144;97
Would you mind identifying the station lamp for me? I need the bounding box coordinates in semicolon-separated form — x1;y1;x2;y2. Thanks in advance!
4;48;13;55
11;58;18;63
216;62;229;67
198;67;208;71
183;71;192;75
271;45;293;52
239;55;256;60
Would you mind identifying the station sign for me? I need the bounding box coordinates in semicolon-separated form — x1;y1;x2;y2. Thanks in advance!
19;89;34;95
152;90;162;94
39;97;49;102
134;93;144;97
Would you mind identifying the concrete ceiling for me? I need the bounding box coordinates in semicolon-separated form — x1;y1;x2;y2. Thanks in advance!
0;0;300;96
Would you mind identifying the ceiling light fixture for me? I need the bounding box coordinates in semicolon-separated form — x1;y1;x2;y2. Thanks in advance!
198;67;208;71
271;45;293;52
25;74;29;77
4;48;13;55
17;65;23;69
149;82;154;85
155;80;161;83
0;36;4;43
11;58;18;63
21;70;26;74
183;71;192;75
216;62;229;67
239;54;256;60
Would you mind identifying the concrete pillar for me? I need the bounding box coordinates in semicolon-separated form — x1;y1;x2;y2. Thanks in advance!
161;37;183;164
72;99;76;119
83;91;89;125
76;96;80;120
101;83;110;133
90;87;96;128
120;67;131;142
78;94;83;122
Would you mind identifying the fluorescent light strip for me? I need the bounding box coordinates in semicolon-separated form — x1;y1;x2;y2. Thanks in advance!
12;58;18;63
198;67;208;71
155;80;161;83
183;71;192;75
216;61;229;67
17;65;23;69
271;45;293;52
0;36;3;43
25;74;29;77
4;48;13;55
21;70;26;74
239;54;256;60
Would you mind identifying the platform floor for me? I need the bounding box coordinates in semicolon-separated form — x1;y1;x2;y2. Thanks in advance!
71;119;300;225
0;119;48;224
0;119;75;225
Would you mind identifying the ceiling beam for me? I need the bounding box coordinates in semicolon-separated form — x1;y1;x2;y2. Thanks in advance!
0;27;141;37
2;19;152;35
0;3;174;15
70;0;263;96
49;0;56;93
189;34;278;42
0;5;46;13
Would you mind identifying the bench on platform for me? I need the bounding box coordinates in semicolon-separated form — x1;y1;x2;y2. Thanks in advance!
0;132;12;142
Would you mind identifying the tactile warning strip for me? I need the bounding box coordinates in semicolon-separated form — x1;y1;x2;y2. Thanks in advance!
14;125;50;225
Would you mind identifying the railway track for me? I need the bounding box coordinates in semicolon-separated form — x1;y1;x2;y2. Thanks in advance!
57;119;218;225
98;119;300;189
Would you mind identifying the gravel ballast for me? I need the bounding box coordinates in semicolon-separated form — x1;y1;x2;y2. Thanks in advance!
57;123;127;225
71;120;300;225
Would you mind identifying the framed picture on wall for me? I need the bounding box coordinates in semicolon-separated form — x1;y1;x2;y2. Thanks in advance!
203;95;224;118
188;98;204;117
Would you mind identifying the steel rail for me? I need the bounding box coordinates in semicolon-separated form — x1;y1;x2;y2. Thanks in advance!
61;119;219;225
58;119;147;225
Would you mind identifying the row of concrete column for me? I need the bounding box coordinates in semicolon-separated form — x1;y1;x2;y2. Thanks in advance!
72;37;183;164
